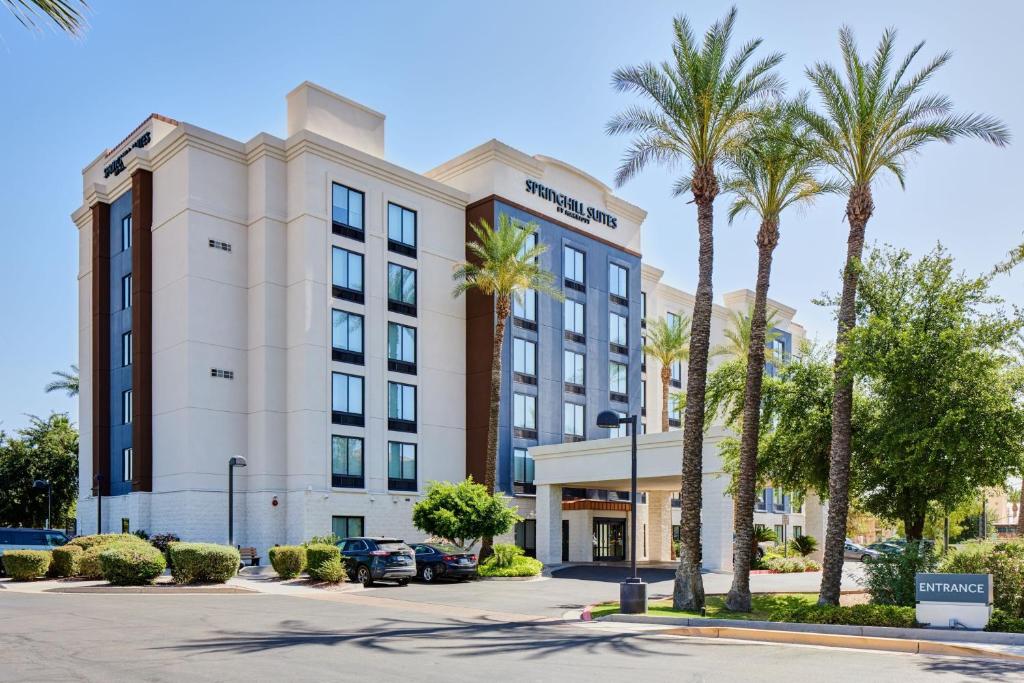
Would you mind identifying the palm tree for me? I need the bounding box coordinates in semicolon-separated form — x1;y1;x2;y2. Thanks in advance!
645;315;690;432
3;0;88;35
802;27;1009;605
713;305;783;363
607;6;783;610
720;100;834;612
45;365;79;397
452;213;560;559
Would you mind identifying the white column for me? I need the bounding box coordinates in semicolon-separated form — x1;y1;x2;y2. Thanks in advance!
647;491;673;562
536;484;563;566
804;492;828;563
701;471;734;572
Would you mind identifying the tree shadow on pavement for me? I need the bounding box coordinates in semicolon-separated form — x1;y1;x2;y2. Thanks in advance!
918;656;1024;680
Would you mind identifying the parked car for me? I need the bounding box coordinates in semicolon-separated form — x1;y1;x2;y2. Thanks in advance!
0;528;68;575
410;543;478;582
338;537;416;586
867;541;903;555
844;539;881;562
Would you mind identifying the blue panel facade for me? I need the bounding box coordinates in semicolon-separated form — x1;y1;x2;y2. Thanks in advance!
491;201;642;497
107;190;133;496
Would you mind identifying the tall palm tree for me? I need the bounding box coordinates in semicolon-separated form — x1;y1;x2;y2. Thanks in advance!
44;365;79;397
645;315;691;432
713;305;783;363
802;27;1009;605
607;6;783;610
3;0;87;35
720;100;834;612
452;213;560;559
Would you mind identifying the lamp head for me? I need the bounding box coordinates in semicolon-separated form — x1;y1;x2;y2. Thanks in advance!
596;410;623;429
33;479;50;489
229;456;248;468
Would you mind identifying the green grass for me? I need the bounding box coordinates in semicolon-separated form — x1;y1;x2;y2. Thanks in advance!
589;593;817;620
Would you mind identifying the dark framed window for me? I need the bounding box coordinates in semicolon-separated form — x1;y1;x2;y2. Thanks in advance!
564;299;584;341
609;262;628;303
513;447;535;493
331;372;364;426
609;361;628;403
332;309;364;364
610;312;628;353
121;274;132;310
563;350;585;390
387;263;416;316
513;392;536;438
122;447;133;482
122;389;133;424
332;515;364;539
641;291;647;325
513;338;536;382
332;183;365;240
387;202;417;257
513;289;537;328
388;381;416;432
517;225;538;260
387;322;416;374
332;247;364;303
670;359;683;388
122;331;132;367
563;402;584;441
388;442;417;491
514;519;537;558
564;246;585;290
666;312;681;330
121;214;132;251
331;435;364;488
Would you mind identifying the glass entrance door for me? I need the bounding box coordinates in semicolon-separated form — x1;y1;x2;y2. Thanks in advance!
593;518;626;561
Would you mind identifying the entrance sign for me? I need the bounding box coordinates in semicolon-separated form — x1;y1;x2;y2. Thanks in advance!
915;573;992;630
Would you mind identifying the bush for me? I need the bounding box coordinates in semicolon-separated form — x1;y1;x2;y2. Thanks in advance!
411;478;521;549
148;533;181;555
763;556;819;573
478;555;542;578
168;543;239;584
2;550;51;581
305;544;342;581
49;545;83;578
491;543;524;569
789;534;818;557
987;609;1024;633
99;543;166;586
940;540;1024;618
305;534;342;547
771;603;917;628
133;529;151;541
269;546;306;579
67;533;150;551
313;557;347;584
78;546;107;579
861;540;937;606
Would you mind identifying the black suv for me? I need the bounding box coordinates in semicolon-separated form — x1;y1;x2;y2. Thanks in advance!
339;537;417;586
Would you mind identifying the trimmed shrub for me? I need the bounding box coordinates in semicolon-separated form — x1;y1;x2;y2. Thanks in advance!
305;534;342;547
491;543;524;569
313;557;347;584
78;546;108;579
987;609;1024;633
49;545;83;578
67;533;150;551
764;556;819;573
305;544;342;581
148;533;181;555
269;545;306;579
940;541;1024;618
479;554;542;578
771;603;916;628
789;534;818;557
2;550;51;581
861;541;938;606
99;543;166;586
168;543;239;584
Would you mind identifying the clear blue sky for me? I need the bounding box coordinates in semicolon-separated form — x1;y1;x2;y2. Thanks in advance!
0;1;1020;431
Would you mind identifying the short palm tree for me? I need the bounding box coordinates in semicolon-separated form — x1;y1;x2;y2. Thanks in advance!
3;0;87;34
452;213;560;559
607;6;783;610
721;100;834;611
645;315;690;432
713;305;783;363
45;365;79;397
802;27;1009;605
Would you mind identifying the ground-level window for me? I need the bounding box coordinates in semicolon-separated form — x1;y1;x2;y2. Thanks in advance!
514;519;537;558
332;515;364;540
793;525;803;539
774;524;785;545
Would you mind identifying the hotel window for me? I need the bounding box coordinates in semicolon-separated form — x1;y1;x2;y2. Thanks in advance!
388;442;417;491
121;274;132;310
513;393;536;436
387;263;417;315
563;246;585;290
564;299;584;338
122;447;133;482
517;225;538;261
387;322;416;374
609;263;628;301
121;331;132;367
331;372;364;426
331;435;364;488
773;488;785;510
122;389;133;424
641;291;647;320
667;311;681;330
332;247;364;303
121;214;132;251
670;359;683;388
563;402;585;441
388;381;416;432
332;309;364;364
641;379;647;413
513;289;536;325
331;182;364;238
513;447;535;486
775;525;785;544
515;519;537;558
563;350;585;388
609;411;627;438
609;361;628;402
387;202;417;256
512;338;536;380
610;312;628;352
669;400;682;428
755;489;767;511
332;515;364;539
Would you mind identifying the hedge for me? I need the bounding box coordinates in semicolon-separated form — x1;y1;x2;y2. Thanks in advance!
2;550;51;581
940;541;1024;618
478;555;543;578
988;609;1024;633
168;543;239;584
314;557;346;584
763;556;821;573
67;533;150;551
269;546;306;579
770;603;916;628
78;546;108;579
99;543;166;586
49;545;83;578
305;544;342;581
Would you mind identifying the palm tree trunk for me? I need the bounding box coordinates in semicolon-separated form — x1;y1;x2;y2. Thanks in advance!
660;366;671;433
725;218;779;612
479;294;511;561
673;167;717;611
819;184;873;606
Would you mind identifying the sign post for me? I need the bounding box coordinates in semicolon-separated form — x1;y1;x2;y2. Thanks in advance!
915;573;992;630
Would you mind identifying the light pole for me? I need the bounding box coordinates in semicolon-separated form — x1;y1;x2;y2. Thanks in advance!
228;456;247;547
32;480;51;529
94;474;104;534
597;409;646;614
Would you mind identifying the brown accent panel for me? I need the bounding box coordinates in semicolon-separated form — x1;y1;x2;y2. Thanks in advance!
90;203;111;496
464;199;496;484
131;170;153;492
466;194;642;259
562;500;632;512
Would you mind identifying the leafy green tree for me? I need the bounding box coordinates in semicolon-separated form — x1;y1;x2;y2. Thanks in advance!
44;365;79;397
452;213;559;559
608;6;782;611
0;414;78;528
3;0;87;35
645;315;690;432
801;27;1009;605
411;478;521;551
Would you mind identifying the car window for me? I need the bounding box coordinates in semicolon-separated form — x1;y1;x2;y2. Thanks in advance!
350;540;367;552
413;545;429;555
44;533;67;547
377;542;410;552
430;544;462;554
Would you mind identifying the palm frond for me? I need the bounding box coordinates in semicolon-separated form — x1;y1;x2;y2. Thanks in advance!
3;0;88;35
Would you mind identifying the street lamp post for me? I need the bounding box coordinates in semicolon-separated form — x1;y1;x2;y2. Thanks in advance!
596;409;647;614
228;456;248;547
32;480;51;529
94;474;104;534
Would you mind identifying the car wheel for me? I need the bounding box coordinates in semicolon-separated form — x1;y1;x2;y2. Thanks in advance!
422;565;437;583
357;564;373;586
397;579;409;587
861;555;871;562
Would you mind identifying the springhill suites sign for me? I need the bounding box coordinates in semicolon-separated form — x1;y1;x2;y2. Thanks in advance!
103;131;152;178
524;179;618;228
